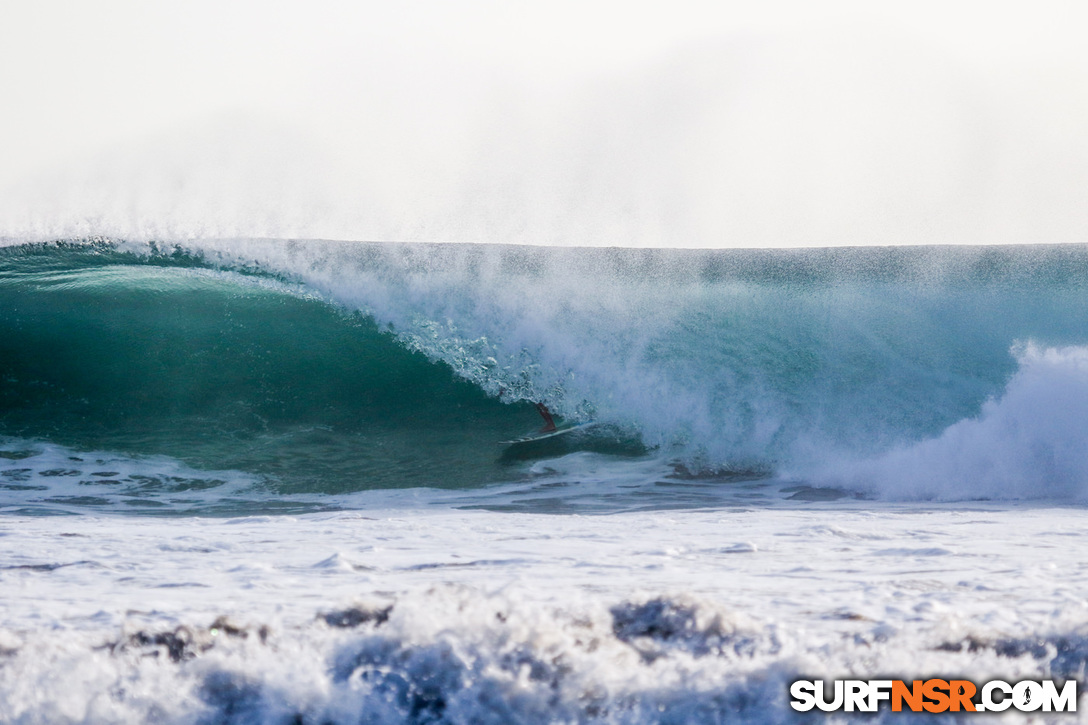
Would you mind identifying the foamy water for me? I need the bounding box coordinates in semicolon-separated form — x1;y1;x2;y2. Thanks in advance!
3;505;1086;722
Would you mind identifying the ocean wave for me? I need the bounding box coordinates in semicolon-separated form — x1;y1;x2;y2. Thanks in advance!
5;239;1088;503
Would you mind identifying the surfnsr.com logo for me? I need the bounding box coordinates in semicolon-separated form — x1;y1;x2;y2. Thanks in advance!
790;679;1077;713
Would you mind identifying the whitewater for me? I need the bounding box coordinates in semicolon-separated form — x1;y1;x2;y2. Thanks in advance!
4;237;1088;722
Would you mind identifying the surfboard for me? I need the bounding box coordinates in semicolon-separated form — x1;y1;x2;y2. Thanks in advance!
501;420;598;445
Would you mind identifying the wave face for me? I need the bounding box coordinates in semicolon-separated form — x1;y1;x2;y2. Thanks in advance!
5;240;1088;507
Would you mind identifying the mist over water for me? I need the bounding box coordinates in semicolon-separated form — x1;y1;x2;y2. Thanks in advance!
3;7;1088;247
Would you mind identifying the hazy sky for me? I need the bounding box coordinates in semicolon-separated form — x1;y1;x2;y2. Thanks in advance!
2;0;1087;247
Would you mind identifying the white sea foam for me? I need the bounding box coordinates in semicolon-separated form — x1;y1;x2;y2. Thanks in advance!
1;505;1086;722
812;343;1088;501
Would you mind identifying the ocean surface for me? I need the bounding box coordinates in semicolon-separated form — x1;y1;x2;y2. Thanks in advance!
4;238;1088;722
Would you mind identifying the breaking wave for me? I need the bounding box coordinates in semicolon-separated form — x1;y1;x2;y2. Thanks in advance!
5;239;1088;506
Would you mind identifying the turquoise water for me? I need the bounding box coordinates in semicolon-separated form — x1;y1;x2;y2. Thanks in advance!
4;239;1088;505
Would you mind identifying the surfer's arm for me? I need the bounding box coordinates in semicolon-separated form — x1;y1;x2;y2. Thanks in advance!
535;402;557;432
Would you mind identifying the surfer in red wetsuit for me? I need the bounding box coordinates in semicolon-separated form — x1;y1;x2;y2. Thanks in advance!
535;402;557;432
499;387;557;432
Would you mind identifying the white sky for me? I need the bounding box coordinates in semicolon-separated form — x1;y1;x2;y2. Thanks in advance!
1;0;1087;247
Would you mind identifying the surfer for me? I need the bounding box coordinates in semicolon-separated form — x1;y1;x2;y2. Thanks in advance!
498;386;557;432
535;402;557;433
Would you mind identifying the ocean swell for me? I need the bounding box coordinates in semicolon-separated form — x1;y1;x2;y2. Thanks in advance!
5;239;1088;503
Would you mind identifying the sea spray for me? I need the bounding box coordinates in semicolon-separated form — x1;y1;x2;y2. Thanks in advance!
812;343;1088;501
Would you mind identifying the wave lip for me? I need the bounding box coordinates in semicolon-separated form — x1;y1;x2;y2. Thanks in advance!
815;343;1088;502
